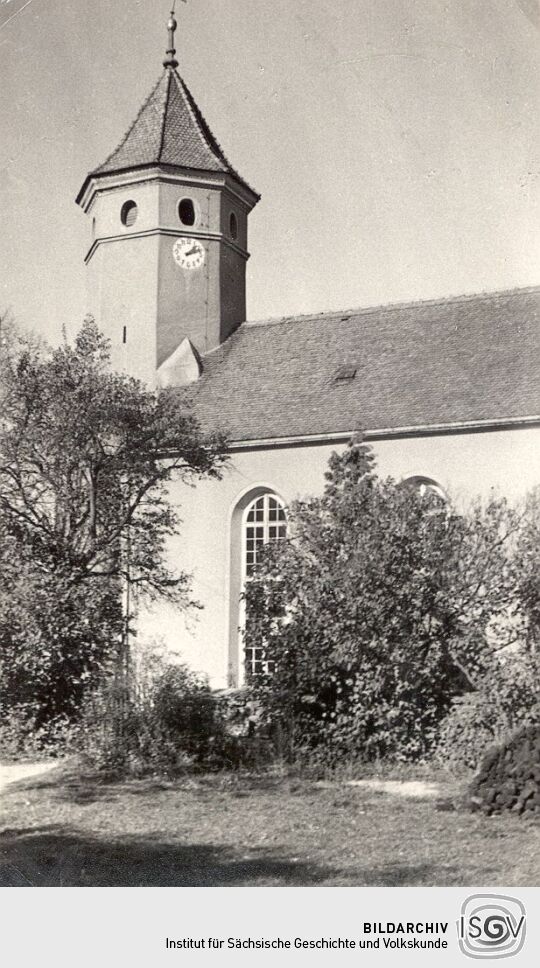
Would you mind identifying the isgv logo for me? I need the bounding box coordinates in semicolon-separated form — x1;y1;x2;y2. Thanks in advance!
457;895;526;959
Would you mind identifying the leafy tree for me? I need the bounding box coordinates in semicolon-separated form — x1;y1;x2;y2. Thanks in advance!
244;435;519;762
0;317;227;723
514;487;540;649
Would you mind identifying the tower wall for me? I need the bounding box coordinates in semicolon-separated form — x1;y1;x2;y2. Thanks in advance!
83;173;251;385
219;243;247;342
156;232;222;363
86;233;160;388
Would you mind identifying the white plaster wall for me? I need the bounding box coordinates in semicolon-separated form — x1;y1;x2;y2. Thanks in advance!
136;426;540;687
91;181;160;241
87;233;160;386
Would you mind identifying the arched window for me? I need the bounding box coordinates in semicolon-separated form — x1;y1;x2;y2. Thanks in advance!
243;493;287;578
229;211;238;240
242;493;287;676
178;197;196;226
400;476;448;507
120;200;138;227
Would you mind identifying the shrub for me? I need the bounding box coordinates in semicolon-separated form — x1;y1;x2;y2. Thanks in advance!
77;662;216;776
0;570;121;727
77;660;272;777
0;704;77;762
245;435;517;764
468;724;540;816
515;488;540;650
434;653;540;771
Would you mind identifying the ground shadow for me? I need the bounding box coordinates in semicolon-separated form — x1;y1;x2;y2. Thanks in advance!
0;826;338;887
0;825;458;887
11;769;292;807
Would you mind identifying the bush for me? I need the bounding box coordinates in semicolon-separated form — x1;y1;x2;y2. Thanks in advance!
77;660;272;777
0;553;122;727
434;653;540;771
0;705;77;762
77;662;216;776
245;435;517;764
468;724;540;816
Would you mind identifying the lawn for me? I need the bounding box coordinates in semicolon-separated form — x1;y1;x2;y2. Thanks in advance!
0;766;539;887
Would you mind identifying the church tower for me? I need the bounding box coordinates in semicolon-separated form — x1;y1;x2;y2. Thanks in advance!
76;12;259;387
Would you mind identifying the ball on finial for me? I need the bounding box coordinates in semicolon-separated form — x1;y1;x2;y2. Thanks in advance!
168;13;177;32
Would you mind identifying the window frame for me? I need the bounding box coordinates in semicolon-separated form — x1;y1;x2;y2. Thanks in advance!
240;492;287;680
178;197;198;227
400;476;448;504
120;199;138;228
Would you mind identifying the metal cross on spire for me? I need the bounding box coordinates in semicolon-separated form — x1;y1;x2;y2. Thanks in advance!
163;0;187;69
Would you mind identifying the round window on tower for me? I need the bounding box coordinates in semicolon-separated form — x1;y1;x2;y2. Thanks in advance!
229;211;238;240
121;200;138;227
178;198;196;226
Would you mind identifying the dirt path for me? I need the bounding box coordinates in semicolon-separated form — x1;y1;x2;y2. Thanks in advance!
0;762;58;794
347;779;442;799
314;778;444;799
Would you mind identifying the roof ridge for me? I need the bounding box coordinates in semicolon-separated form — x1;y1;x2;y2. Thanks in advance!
157;70;173;164
94;70;168;174
243;284;540;330
173;71;232;172
172;70;259;197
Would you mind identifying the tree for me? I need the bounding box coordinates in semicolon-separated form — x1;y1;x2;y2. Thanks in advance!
0;317;227;722
244;435;519;762
514;487;540;650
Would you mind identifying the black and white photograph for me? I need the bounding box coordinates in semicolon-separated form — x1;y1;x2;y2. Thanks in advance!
1;0;539;916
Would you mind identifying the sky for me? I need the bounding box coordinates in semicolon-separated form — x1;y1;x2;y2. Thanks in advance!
1;0;539;344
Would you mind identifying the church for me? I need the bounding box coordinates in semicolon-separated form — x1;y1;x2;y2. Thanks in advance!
76;13;540;689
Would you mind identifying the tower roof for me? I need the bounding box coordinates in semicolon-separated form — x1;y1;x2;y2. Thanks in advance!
77;66;259;205
77;10;259;206
103;68;255;187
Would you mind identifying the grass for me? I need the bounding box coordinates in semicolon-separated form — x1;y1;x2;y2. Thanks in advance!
1;765;539;887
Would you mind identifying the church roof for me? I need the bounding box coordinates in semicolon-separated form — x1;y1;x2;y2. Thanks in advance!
185;286;540;443
78;68;258;201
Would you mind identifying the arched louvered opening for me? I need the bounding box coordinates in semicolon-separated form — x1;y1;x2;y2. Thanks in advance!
120;200;138;227
178;197;196;226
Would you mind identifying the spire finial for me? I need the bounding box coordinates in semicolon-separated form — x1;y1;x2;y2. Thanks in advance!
164;1;185;69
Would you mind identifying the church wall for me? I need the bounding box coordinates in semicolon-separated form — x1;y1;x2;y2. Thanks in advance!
136;424;540;688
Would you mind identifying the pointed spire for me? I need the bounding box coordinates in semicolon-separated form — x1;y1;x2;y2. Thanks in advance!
76;0;260;208
163;3;181;69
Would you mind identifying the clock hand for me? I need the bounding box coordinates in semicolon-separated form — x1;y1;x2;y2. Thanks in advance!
185;245;199;257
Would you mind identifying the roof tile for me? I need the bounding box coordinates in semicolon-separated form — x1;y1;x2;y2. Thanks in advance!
89;68;257;196
184;287;540;441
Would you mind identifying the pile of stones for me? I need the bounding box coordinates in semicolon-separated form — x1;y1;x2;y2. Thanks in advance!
468;724;540;816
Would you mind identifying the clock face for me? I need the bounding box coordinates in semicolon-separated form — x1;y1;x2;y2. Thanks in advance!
172;237;205;270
